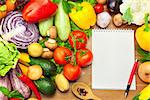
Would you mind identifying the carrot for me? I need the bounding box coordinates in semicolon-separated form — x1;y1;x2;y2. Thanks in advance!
6;0;16;12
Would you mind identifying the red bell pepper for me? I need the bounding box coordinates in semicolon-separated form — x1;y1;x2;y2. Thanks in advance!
22;0;58;23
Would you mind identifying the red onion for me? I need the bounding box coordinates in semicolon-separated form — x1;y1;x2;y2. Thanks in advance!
9;69;31;99
0;11;39;49
0;75;11;100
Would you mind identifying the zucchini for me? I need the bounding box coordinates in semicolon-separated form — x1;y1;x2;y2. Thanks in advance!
34;78;56;95
29;57;57;77
55;0;71;41
39;17;53;36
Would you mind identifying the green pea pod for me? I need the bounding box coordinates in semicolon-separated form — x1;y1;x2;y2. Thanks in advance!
39;17;53;36
55;0;71;41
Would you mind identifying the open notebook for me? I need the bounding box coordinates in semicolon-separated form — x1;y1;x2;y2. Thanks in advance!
92;29;136;90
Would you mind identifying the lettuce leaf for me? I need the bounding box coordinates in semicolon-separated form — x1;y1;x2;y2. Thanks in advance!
0;39;20;76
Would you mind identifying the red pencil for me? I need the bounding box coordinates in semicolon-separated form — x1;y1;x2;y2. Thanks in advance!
124;59;139;98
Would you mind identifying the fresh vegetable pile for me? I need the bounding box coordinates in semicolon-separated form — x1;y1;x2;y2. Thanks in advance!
0;0;150;99
0;0;96;99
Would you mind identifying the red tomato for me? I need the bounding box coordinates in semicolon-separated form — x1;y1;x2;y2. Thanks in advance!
68;30;88;50
94;4;104;14
9;98;21;100
22;0;57;22
63;64;81;81
76;48;93;67
54;47;72;65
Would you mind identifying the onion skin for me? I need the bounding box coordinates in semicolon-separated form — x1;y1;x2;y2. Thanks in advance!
9;69;31;99
0;75;11;100
0;11;39;49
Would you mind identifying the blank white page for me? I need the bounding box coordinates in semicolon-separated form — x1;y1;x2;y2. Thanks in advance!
92;29;136;90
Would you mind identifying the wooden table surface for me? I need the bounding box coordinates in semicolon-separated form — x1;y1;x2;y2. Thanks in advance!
40;21;148;100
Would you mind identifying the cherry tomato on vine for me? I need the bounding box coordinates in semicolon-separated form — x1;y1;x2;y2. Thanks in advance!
54;47;72;65
63;63;81;81
76;48;93;67
68;30;88;50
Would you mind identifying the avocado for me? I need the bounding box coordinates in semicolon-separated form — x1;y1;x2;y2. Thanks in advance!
34;78;56;95
30;57;57;77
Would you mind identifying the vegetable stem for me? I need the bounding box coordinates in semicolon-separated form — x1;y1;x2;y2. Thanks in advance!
68;1;82;11
144;14;150;32
70;33;77;66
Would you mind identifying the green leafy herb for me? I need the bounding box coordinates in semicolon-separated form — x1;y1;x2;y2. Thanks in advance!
62;0;71;14
83;0;96;6
122;7;133;24
8;90;24;99
84;28;92;37
137;45;150;62
70;21;92;38
51;59;63;74
52;0;61;3
133;93;140;100
38;37;49;48
0;86;24;100
56;37;73;50
0;86;10;96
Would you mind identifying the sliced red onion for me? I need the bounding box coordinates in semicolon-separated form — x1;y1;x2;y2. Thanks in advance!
0;11;39;49
0;75;11;100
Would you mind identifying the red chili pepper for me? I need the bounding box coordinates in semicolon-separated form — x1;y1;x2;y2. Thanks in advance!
16;73;41;100
9;98;21;100
22;0;57;22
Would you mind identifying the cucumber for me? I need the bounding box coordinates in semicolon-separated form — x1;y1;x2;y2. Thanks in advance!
39;17;53;36
55;0;71;41
29;57;57;77
34;78;56;95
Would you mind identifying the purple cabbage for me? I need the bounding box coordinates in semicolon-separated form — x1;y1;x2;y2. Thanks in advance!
0;11;39;49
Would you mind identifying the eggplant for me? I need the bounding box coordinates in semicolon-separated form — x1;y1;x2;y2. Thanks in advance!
107;0;122;13
9;69;31;99
0;75;11;100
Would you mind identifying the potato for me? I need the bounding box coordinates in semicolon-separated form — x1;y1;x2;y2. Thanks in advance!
28;65;43;80
138;62;150;83
55;74;69;92
41;50;53;59
28;43;43;57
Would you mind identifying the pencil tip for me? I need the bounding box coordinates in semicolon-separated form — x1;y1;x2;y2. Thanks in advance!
124;92;128;98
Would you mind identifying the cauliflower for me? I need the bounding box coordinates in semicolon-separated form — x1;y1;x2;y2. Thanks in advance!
120;0;150;25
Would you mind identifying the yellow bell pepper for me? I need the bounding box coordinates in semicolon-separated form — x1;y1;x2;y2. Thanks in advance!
69;2;96;30
18;63;29;76
19;53;30;63
133;84;150;100
136;14;150;51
